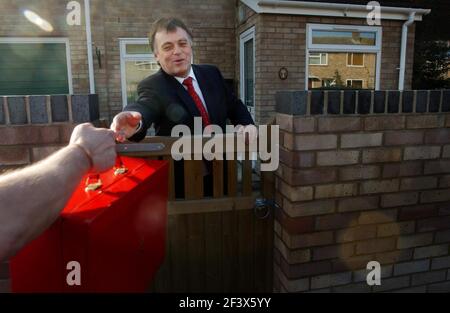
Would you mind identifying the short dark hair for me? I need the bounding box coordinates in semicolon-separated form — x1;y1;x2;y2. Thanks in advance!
149;18;193;52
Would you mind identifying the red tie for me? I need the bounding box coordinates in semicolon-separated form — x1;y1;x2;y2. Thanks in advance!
183;77;211;126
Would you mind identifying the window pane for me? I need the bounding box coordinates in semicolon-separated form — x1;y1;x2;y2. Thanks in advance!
310;53;326;65
309;55;320;65
309;52;376;90
125;60;159;104
348;80;363;88
126;44;151;54
308;77;321;89
352;80;363;88
352;53;364;66
244;39;254;108
0;42;69;95
312;30;376;46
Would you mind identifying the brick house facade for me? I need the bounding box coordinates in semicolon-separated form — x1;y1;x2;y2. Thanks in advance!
0;0;430;126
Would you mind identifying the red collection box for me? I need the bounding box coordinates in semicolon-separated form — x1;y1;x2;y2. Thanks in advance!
10;157;168;293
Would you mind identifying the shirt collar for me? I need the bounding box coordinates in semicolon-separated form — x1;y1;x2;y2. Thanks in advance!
174;66;197;85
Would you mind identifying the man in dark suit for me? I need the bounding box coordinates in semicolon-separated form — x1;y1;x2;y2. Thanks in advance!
111;17;254;140
111;17;255;196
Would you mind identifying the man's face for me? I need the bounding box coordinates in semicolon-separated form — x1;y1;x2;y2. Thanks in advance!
154;27;192;78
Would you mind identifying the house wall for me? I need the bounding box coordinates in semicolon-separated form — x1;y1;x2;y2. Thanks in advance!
236;4;416;125
275;90;450;293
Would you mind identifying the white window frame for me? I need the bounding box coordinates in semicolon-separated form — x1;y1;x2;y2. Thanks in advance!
305;24;382;90
309;52;328;66
346;79;364;88
0;37;73;94
119;38;156;108
239;26;256;120
347;52;365;67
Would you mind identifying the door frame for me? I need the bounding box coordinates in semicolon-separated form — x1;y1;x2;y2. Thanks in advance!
119;38;155;108
239;26;256;120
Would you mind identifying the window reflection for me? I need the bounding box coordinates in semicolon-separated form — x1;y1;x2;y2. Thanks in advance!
125;44;151;54
346;79;363;88
309;53;327;65
312;30;376;46
244;39;254;109
308;52;376;89
125;60;159;104
347;53;364;66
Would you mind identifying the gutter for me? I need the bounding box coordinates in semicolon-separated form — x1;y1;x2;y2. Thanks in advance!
259;0;430;15
84;0;95;94
398;12;415;91
241;0;431;20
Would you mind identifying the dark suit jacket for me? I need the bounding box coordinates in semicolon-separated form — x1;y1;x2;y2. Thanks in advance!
125;64;254;141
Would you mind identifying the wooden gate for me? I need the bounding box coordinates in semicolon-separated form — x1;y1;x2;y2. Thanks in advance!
118;133;275;292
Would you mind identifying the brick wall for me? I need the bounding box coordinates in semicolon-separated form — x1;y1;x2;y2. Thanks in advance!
274;90;450;292
0;94;99;292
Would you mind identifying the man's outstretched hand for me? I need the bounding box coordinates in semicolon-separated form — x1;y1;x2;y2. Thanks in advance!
110;111;142;142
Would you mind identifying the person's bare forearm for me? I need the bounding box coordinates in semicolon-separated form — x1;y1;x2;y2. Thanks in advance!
0;145;90;260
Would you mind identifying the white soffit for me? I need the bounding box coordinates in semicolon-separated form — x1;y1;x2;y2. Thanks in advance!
240;0;431;21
